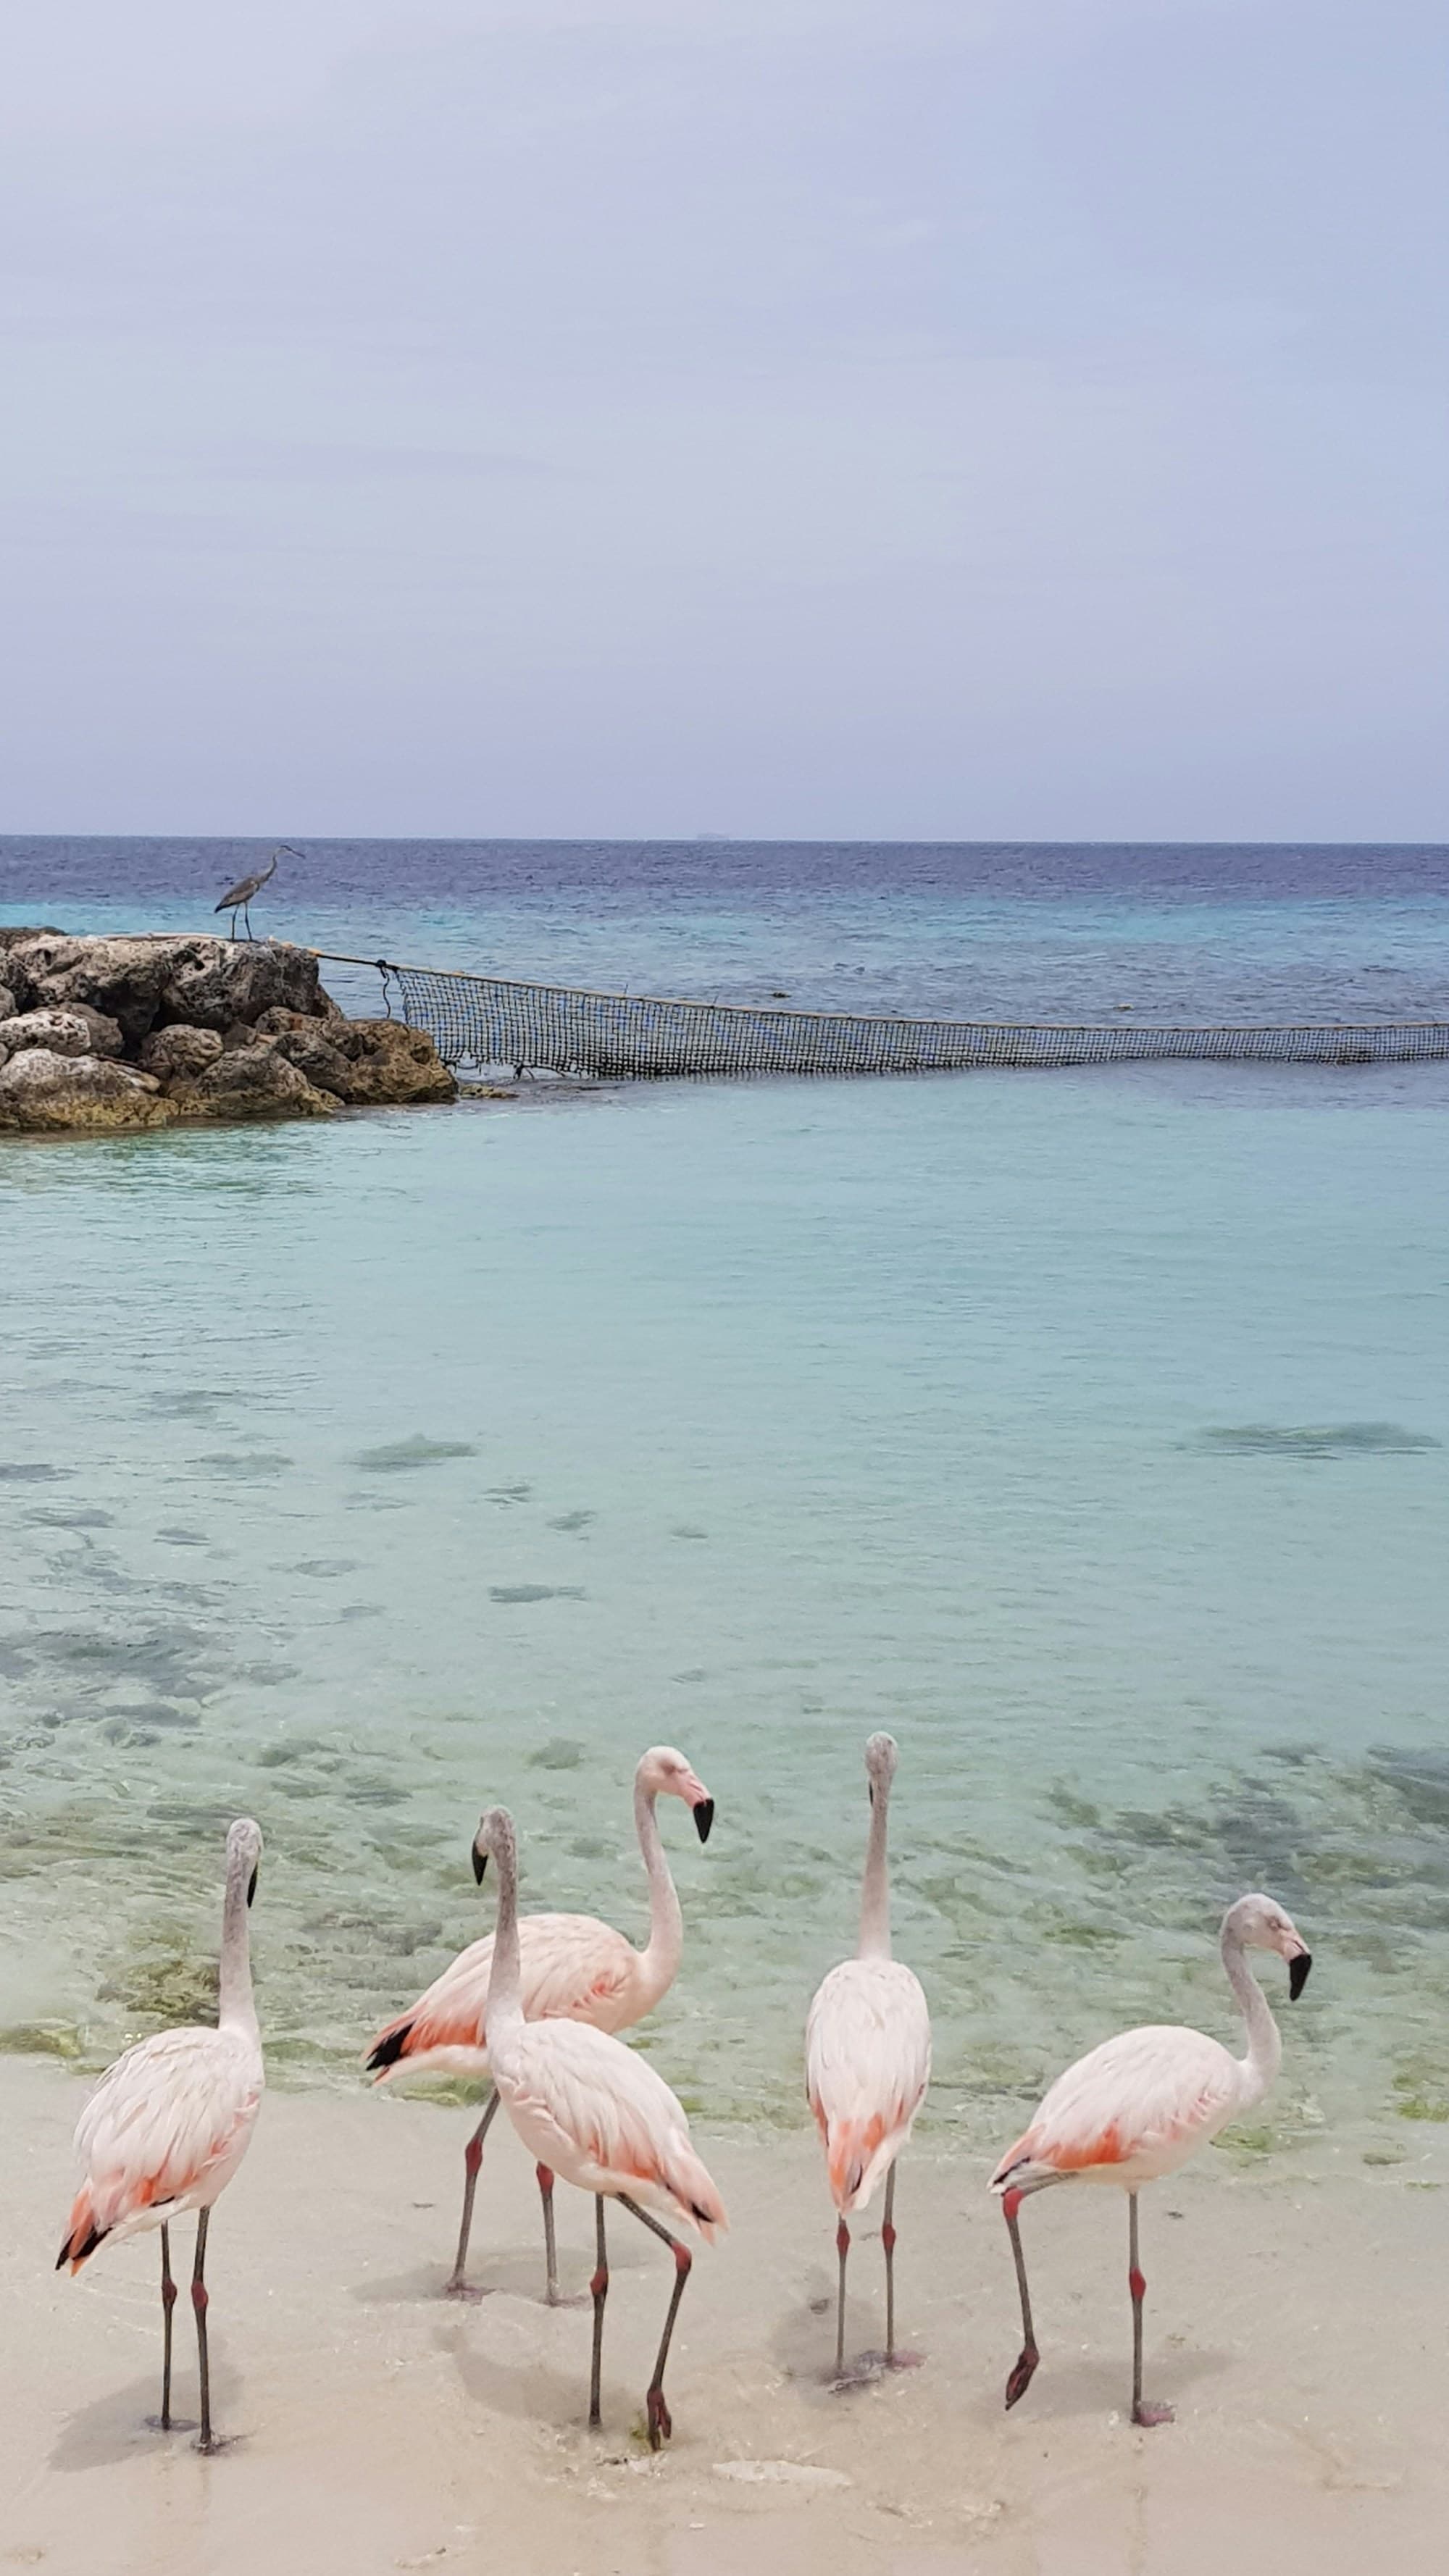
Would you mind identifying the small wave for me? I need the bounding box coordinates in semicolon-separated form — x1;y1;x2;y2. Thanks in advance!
1195;1421;1441;1458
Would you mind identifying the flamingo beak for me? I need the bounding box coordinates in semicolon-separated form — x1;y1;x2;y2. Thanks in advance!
246;1867;259;1908
1288;1949;1312;2000
472;1843;489;1885
693;1797;714;1844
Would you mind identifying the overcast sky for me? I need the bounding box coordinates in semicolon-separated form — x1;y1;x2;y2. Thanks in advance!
2;0;1445;840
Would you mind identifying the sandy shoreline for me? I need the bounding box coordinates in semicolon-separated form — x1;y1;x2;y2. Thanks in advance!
4;2059;1447;2574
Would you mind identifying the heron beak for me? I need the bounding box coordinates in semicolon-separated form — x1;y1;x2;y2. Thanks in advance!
472;1844;489;1886
246;1867;259;1909
1288;1950;1312;2000
693;1797;714;1844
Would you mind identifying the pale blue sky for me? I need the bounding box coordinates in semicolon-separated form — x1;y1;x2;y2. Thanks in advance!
2;0;1444;838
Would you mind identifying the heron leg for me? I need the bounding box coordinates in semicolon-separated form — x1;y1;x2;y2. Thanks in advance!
538;2164;561;2304
1129;2191;1173;2427
617;2193;693;2450
445;2088;501;2296
159;2222;177;2429
588;2196;609;2430
191;2208;214;2453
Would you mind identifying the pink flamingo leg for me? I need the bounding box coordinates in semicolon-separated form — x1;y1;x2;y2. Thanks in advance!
159;2222;177;2430
617;2192;693;2449
1001;2187;1040;2408
834;2216;851;2378
1129;2192;1174;2427
446;2088;501;2296
191;2209;214;2454
588;2196;609;2428
538;2164;561;2304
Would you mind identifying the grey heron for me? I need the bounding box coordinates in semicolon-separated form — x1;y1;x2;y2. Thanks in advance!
213;845;299;940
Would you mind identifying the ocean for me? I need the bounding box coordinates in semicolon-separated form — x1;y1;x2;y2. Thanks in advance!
3;840;1448;2165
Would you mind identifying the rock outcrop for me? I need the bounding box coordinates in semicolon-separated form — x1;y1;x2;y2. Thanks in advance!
0;933;456;1133
0;1049;178;1133
1;1005;125;1059
178;1043;338;1121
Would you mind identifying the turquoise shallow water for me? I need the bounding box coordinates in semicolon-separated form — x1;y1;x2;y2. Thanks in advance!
4;957;1449;2162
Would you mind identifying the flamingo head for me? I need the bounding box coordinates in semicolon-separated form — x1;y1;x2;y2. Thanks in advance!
864;1731;898;1805
227;1816;264;1908
1225;1891;1312;1997
638;1746;715;1841
471;1805;516;1884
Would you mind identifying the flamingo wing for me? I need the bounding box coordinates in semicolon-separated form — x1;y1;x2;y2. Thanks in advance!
992;2023;1243;2189
367;1911;643;2077
806;1957;932;2212
60;2025;262;2267
501;2021;727;2240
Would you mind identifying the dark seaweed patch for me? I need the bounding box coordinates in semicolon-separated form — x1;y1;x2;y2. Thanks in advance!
488;1584;585;1605
354;1436;476;1471
1195;1422;1441;1458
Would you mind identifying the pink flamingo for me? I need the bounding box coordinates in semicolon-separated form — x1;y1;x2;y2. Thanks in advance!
472;1805;726;2446
55;1818;265;2452
991;1890;1312;2425
366;1745;714;2301
806;1733;932;2380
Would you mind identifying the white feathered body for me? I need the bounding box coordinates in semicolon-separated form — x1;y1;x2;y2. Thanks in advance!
487;2015;726;2240
806;1954;932;2215
59;2022;264;2266
990;2023;1250;2195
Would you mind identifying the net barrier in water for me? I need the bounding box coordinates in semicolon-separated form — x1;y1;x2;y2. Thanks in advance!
314;955;1449;1079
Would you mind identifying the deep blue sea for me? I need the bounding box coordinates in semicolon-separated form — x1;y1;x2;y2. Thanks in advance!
4;841;1448;2166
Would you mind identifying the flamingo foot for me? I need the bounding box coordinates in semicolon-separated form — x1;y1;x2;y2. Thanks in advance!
1004;2343;1040;2409
544;2288;590;2309
851;2347;927;2379
646;2386;672;2449
1131;2399;1174;2428
144;2414;192;2434
443;2275;490;2301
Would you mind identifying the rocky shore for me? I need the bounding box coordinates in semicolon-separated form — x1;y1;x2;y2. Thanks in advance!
0;932;456;1132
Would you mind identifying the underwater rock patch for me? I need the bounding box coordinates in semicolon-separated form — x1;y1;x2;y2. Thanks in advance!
1196;1421;1442;1458
355;1435;477;1471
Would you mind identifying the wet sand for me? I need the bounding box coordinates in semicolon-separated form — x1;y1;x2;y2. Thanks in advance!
4;2058;1445;2575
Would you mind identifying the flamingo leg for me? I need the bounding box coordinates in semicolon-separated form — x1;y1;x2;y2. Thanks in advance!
446;2087;501;2295
191;2208;214;2453
1001;2187;1040;2408
588;2196;609;2429
882;2165;897;2362
538;2164;561;2304
617;2193;693;2451
159;2222;177;2430
1128;2191;1173;2428
834;2216;851;2378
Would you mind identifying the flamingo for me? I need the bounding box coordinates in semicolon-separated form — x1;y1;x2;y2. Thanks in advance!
365;1744;714;2301
55;1818;265;2453
472;1805;725;2446
990;1889;1312;2426
805;1732;932;2381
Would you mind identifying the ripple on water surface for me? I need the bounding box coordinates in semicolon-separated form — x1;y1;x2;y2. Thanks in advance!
1;1063;1448;2163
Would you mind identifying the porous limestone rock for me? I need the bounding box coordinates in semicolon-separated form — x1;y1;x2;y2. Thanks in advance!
177;1042;338;1121
0;1049;178;1132
0;1005;125;1059
330;1018;457;1105
138;1024;224;1081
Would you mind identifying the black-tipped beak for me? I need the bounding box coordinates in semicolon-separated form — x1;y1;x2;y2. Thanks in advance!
246;1867;259;1909
1288;1950;1312;2000
693;1798;714;1844
472;1844;488;1885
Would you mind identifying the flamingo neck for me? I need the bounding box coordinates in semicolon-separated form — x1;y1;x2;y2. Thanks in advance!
217;1855;258;2045
635;1776;683;2007
1222;1927;1281;2109
484;1829;525;2042
858;1783;893;1962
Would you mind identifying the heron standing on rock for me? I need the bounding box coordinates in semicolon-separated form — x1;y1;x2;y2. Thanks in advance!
214;845;299;940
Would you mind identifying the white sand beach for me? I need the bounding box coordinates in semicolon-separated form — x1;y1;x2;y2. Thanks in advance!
4;2059;1446;2576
